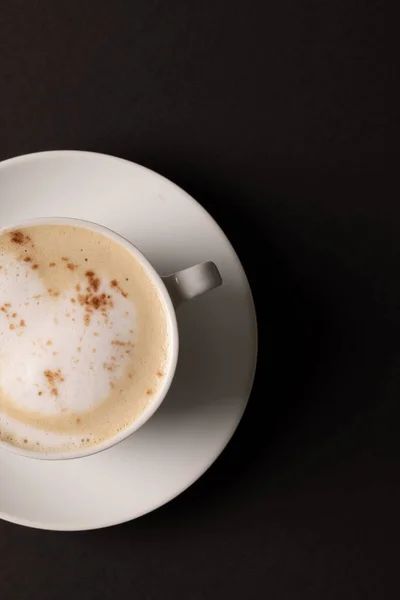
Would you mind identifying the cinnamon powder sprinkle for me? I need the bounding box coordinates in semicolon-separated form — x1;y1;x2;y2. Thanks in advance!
85;270;100;292
77;272;113;325
20;320;25;327
23;256;32;262
49;262;56;267
67;263;76;271
61;257;68;261
32;264;39;270
110;279;128;297
44;369;64;397
10;231;30;245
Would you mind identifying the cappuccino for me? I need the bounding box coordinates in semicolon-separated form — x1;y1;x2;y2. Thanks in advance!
0;224;169;453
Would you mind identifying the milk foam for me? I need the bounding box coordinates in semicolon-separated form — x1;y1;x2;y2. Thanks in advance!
0;252;137;450
0;224;169;454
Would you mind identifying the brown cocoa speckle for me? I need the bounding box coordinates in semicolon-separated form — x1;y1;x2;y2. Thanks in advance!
24;256;32;262
76;418;81;424
61;257;68;261
44;369;64;397
156;371;164;377
20;320;25;327
110;279;128;297
85;270;100;292
10;231;30;245
9;324;15;330
38;391;42;396
12;312;16;318
67;263;76;271
32;264;39;270
146;389;153;395
49;262;56;267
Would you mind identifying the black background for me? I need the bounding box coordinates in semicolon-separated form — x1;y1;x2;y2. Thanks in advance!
0;1;396;599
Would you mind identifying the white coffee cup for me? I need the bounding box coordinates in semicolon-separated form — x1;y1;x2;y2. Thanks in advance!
0;217;222;460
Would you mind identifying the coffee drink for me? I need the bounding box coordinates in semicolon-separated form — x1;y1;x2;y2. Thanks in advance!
0;224;169;453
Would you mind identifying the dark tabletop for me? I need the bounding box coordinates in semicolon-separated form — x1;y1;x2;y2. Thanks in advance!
0;1;396;599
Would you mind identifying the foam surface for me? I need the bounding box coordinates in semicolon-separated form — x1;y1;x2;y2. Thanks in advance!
0;255;136;414
0;224;169;453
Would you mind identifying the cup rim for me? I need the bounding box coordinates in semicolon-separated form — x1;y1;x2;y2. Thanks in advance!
0;216;179;460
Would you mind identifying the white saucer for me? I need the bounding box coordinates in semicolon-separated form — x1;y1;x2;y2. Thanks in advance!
0;151;257;530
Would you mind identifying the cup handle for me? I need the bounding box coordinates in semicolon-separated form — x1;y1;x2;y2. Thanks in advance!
162;262;222;308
